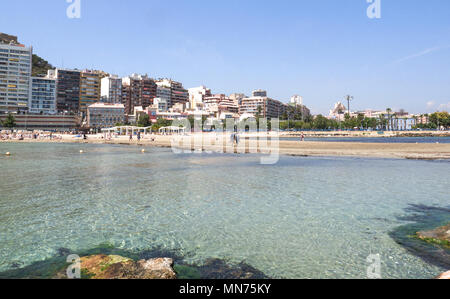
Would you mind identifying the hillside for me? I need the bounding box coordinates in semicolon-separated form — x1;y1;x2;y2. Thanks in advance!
0;33;18;44
32;54;54;77
0;33;55;77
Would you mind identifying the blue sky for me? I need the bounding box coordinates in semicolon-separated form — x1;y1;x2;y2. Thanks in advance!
1;0;450;114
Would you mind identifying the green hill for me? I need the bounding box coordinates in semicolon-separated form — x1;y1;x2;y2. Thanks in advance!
32;54;54;77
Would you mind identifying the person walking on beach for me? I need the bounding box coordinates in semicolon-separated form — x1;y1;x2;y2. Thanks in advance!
301;132;305;142
129;132;133;141
137;131;141;143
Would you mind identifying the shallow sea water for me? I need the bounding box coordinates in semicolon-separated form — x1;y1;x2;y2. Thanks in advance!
0;143;448;278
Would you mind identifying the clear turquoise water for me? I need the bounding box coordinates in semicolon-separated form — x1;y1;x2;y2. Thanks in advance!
0;143;448;278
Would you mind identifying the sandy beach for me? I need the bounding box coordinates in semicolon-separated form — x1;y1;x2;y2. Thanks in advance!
2;132;450;160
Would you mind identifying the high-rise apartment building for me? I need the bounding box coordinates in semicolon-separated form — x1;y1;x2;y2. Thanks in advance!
101;75;122;103
170;80;188;107
122;75;140;115
156;79;188;108
0;41;32;113
122;74;157;115
239;90;287;118
156;81;171;105
48;69;81;113
29;76;57;114
79;70;101;113
141;76;157;108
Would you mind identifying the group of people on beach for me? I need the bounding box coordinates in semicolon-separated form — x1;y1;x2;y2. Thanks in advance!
126;131;156;142
0;131;61;141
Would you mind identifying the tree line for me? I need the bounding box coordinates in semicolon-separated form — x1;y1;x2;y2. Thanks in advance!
112;110;450;132
412;112;450;130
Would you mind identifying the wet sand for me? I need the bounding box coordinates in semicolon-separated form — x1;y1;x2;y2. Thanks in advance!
2;133;450;160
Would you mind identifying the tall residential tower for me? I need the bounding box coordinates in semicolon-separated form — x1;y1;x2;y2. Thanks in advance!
101;75;122;104
0;40;32;113
48;68;81;113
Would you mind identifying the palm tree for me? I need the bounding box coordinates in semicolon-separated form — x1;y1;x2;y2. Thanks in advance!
378;114;385;130
345;95;353;117
337;107;344;130
386;108;392;131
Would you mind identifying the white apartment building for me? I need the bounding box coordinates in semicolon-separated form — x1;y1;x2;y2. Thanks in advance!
188;85;211;111
29;76;57;114
239;90;287;119
0;42;32;113
153;97;169;112
203;94;239;117
101;75;122;103
290;95;303;106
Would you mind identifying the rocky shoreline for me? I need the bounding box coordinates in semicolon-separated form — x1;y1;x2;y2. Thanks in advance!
55;254;177;279
389;204;450;279
416;223;450;249
0;243;270;279
416;223;450;279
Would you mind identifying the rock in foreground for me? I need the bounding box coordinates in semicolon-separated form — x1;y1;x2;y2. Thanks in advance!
58;254;177;279
436;271;450;279
416;223;450;248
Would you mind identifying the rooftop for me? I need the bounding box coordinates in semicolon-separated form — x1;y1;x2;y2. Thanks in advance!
88;103;125;109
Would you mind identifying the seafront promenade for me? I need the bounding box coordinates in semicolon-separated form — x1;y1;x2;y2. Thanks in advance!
2;131;450;160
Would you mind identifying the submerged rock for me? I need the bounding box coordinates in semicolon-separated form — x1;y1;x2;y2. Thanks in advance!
436;271;450;279
417;223;450;249
56;254;177;279
195;258;269;279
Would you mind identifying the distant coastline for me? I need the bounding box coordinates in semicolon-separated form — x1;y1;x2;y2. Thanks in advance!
281;130;450;138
